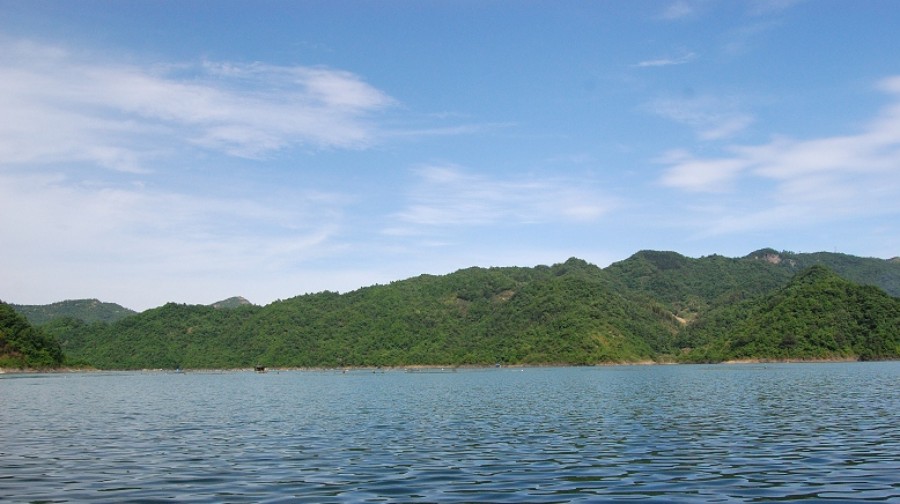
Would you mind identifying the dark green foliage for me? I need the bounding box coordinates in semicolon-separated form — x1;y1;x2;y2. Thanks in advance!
681;266;900;361
605;251;792;322
744;249;900;297
30;250;900;369
61;303;262;369
56;259;680;369
607;248;900;320
0;301;64;368
12;299;136;325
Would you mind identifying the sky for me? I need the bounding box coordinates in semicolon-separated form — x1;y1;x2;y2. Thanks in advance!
1;0;899;311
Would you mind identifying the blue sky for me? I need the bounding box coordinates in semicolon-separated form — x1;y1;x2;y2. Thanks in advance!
1;1;899;310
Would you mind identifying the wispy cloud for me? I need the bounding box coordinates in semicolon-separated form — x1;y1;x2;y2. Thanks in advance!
644;94;754;140
634;52;697;68
0;37;507;308
747;0;805;16
0;169;349;307
657;150;748;193
659;0;801;21
389;165;616;233
721;19;783;56
0;38;395;171
658;76;900;234
659;0;698;20
384;121;517;140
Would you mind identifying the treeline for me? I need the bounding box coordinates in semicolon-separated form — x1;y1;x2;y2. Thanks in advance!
9;249;900;369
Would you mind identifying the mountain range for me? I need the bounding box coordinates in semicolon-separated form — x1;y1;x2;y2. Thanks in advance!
3;249;898;369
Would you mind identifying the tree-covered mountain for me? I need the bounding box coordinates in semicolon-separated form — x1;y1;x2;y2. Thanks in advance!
54;303;261;369
603;248;900;321
678;266;900;362
744;248;900;297
14;249;900;369
604;250;790;323
60;259;681;369
0;301;64;369
12;299;136;325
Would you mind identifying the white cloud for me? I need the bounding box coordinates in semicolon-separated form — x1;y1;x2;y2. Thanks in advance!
658;76;900;233
634;52;697;68
391;165;615;232
0;38;395;171
0;37;505;309
660;1;697;20
657;150;750;192
644;94;754;140
0;170;349;309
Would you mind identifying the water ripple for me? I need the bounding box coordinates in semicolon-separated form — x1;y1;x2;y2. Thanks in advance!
1;363;899;502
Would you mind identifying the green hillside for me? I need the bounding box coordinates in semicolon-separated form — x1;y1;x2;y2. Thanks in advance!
604;250;790;322
61;259;680;369
13;299;136;325
0;301;64;369
56;303;261;369
604;248;900;320
17;249;900;370
679;266;900;362
744;248;900;297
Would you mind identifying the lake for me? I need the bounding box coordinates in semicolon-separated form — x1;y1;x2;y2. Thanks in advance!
1;362;898;502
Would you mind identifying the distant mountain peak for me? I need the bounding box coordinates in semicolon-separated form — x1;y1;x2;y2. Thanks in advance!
211;296;253;309
631;250;689;270
746;248;800;267
746;248;781;262
791;264;839;284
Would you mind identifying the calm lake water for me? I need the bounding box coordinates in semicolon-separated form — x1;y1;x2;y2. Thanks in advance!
1;363;898;503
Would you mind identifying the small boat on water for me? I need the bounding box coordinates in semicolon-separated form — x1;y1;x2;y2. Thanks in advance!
254;365;267;373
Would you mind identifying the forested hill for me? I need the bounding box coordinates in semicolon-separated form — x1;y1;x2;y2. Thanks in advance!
744;248;900;297
12;299;136;325
13;249;900;369
677;266;900;362
56;259;681;369
0;301;64;368
604;249;900;317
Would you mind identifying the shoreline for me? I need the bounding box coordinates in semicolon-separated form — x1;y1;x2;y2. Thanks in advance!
2;356;892;375
721;356;862;364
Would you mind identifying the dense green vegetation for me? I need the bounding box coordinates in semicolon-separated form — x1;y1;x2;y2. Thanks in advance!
604;248;900;318
678;266;900;362
604;250;790;322
12;299;136;325
0;301;64;368
55;303;261;369
11;249;900;369
745;248;900;297
59;259;680;369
